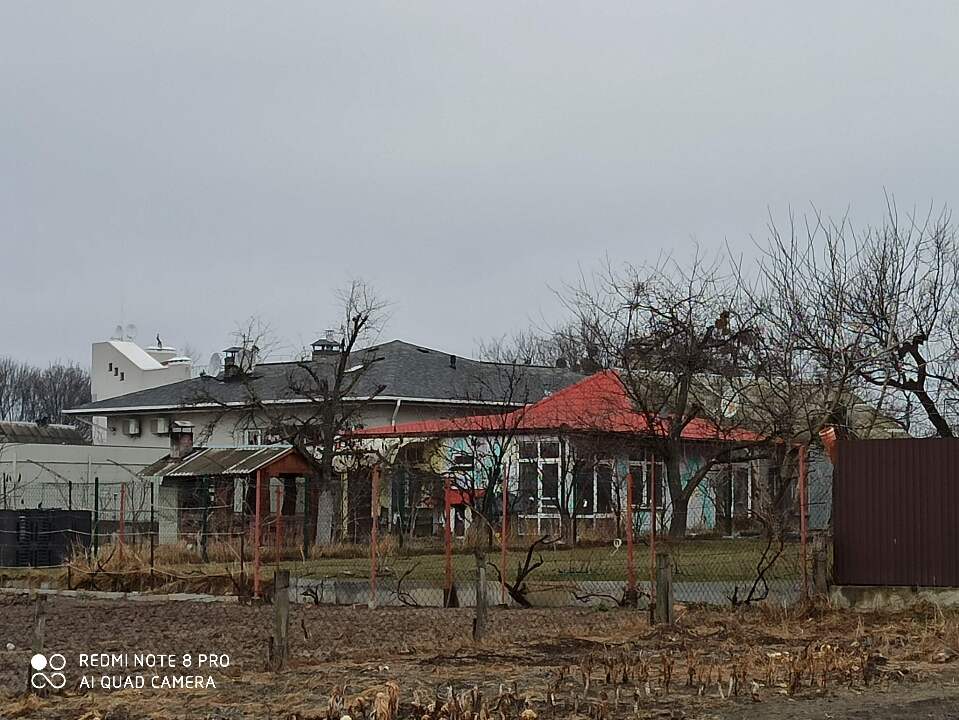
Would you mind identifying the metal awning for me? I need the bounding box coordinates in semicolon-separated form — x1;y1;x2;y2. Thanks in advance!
141;446;295;478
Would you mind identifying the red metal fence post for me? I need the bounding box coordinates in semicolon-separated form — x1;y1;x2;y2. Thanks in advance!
254;470;262;598
370;465;380;608
799;444;809;598
625;471;636;606
444;474;453;605
650;453;657;608
275;481;284;567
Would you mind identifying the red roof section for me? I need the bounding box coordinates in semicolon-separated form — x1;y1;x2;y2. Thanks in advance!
352;370;758;442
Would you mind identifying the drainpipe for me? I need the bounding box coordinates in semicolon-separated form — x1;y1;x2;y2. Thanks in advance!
391;399;402;428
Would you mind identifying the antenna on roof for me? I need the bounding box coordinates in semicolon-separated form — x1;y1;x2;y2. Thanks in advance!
125;323;138;341
112;324;124;341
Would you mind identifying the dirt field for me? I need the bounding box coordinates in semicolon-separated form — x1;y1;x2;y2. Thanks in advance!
1;595;959;719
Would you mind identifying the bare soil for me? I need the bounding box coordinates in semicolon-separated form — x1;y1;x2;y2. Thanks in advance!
1;596;958;719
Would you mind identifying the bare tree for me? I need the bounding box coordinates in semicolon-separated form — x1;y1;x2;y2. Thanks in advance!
562;254;765;537
0;358;91;438
191;280;389;553
757;200;959;439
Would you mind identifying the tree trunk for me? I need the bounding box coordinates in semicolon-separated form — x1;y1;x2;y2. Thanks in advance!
915;388;954;437
665;454;688;538
667;494;689;538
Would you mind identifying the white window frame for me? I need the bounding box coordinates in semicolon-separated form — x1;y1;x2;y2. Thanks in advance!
516;438;563;517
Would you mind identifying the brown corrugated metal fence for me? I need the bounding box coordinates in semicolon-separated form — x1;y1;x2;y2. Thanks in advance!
834;438;959;587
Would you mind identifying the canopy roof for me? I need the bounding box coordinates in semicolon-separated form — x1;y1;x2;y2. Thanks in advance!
141;445;313;478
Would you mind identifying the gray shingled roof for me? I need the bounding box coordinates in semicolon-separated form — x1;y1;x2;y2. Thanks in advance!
0;421;88;445
67;340;582;414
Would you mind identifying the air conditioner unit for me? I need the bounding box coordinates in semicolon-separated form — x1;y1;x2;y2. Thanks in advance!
125;418;141;436
154;417;170;435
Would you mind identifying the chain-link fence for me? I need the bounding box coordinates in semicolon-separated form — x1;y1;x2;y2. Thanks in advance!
0;464;823;609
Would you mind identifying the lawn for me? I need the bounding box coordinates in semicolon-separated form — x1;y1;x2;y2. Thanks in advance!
291;537;805;583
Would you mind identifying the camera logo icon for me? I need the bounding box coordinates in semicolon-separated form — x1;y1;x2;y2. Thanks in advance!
30;653;67;690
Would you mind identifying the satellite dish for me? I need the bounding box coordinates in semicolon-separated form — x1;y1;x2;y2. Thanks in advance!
207;353;223;375
125;323;138;341
113;324;124;340
720;389;740;418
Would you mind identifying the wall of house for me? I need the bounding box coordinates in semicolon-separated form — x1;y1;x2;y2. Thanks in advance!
95;401;506;449
0;442;165;521
381;434;761;540
89;341;193;446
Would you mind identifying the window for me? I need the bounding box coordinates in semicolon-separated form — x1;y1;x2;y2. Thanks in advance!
732;465;751;517
596;464;613;514
541;464;559;505
540;441;560;459
516;438;563;515
518;463;539;512
451;453;474;471
108;362;113;372
519;441;538;460
628;451;665;508
246;429;262;446
574;465;594;515
119;371;125;381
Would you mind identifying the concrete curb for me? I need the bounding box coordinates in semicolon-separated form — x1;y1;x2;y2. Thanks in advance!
0;586;239;604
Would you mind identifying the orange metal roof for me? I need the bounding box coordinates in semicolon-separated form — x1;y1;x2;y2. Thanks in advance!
352;370;757;442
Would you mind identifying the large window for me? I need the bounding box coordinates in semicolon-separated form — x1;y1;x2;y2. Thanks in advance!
628;451;665;508
516;439;562;514
573;460;614;515
596;464;613;514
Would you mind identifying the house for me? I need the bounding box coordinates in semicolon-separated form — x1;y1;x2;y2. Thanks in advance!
88;338;194;446
66;339;583;450
140;436;318;545
351;370;765;541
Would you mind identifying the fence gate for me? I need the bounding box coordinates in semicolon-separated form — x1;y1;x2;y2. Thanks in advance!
834;438;959;587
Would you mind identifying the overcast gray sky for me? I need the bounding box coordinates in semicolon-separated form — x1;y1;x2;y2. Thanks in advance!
2;2;957;367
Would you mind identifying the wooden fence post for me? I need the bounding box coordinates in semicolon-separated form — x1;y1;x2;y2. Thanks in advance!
653;551;674;625
271;570;290;671
812;534;829;596
27;594;46;694
473;551;487;642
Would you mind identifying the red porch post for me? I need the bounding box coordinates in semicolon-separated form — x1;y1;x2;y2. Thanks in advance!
254;470;262;598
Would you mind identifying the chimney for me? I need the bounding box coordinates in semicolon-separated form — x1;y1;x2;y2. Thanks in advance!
222;344;259;380
169;422;194;460
311;331;342;361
